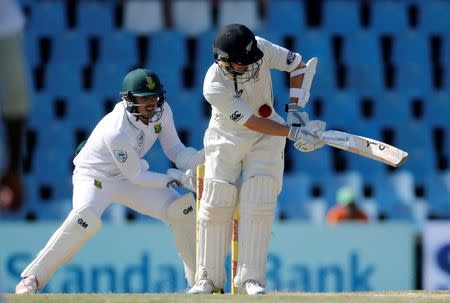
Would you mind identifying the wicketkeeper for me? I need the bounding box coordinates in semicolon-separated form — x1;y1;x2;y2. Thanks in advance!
15;69;203;294
189;24;326;295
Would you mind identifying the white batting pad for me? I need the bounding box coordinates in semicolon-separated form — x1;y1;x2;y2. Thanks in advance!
21;206;101;289
234;176;278;287
196;179;238;288
167;193;197;287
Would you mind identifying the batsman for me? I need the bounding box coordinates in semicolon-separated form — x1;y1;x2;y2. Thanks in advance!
189;24;326;295
15;69;203;294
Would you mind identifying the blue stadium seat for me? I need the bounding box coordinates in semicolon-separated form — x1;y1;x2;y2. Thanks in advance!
371;0;408;34
375;91;409;127
277;173;311;219
264;0;305;35
93;62;129;97
291;145;332;179
323;0;360;34
98;30;137;66
67;92;105;130
194;29;215;91
46;62;83;96
442;33;450;66
52;31;89;66
28;92;54;130
426;171;450;217
77;1;115;36
342;30;384;95
147;30;186;71
142;141;172;174
295;30;335;92
419;0;450;35
28;1;66;35
171;90;203;130
322;90;360;128
392;31;432;94
24;30;40;68
373;170;415;213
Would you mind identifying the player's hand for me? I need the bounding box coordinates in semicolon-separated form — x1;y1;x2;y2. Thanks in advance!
286;104;309;127
288;120;326;152
166;168;196;192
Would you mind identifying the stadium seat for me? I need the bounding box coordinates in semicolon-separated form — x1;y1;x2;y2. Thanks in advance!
371;0;408;34
24;30;40;68
419;0;450;35
290;145;332;180
172;0;213;36
324;171;364;208
426;91;450;126
359;198;379;221
124;0;163;34
170;90;203;130
373;170;415;213
277;173;311;220
45;62;83;96
295;30;335;92
442;33;450;66
322;0;360;34
342;30;384;95
264;0;305;35
28;1;66;35
375;91;409;127
218;0;260;31
147;30;186;72
51;31;89;66
322;90;360;128
194;29;215;90
77;1;115;36
98;30;137;66
425;171;450;218
93;62;130;98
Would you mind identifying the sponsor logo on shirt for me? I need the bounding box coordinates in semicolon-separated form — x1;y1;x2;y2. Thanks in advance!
137;131;144;147
114;150;128;163
287;51;296;65
230;111;243;122
154;123;162;134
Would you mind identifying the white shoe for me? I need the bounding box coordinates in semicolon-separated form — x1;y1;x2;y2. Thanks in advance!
244;279;266;295
15;275;38;294
188;279;215;294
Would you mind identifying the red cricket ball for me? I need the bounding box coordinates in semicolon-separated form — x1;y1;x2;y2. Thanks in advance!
258;104;272;118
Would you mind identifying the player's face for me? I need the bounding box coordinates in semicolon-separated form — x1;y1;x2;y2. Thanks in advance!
229;62;248;74
134;95;160;123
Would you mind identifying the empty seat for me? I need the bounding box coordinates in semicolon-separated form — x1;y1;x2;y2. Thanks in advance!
371;0;408;34
92;62;130;97
28;1;66;35
295;30;335;92
194;29;215;90
147;30;186;72
419;0;450;35
264;0;305;35
24;30;40;68
172;0;212;36
426;171;450;218
277;173;311;219
124;0;163;34
218;0;260;31
426;91;450;126
291;145;332;179
51;31;89;66
373;170;415;213
45;62;83;96
323;0;360;34
375;91;409;127
171;90;203;129
98;30;137;66
77;1;115;36
322;90;360;128
342;31;384;95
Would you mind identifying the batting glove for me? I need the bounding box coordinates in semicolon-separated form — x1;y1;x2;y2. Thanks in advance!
288;120;326;152
286;103;309;127
166;168;196;192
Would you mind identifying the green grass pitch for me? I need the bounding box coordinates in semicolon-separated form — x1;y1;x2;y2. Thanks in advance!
2;291;450;303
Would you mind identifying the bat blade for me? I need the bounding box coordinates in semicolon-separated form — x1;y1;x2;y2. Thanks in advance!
320;130;409;167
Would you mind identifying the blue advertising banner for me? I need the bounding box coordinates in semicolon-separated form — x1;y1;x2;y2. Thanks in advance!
0;222;415;293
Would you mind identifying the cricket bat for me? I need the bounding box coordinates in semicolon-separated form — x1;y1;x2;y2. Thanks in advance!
319;130;408;167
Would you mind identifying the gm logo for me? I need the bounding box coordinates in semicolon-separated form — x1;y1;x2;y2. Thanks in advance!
77;218;88;229
183;205;194;215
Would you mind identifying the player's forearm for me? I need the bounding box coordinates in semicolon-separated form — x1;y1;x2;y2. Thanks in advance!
244;115;289;137
129;170;171;188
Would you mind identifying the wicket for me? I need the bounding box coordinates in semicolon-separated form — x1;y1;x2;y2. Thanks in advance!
196;163;239;294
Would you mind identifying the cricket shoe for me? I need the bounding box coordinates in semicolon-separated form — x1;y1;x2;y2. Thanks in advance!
188;279;215;294
15;275;38;294
244;279;266;295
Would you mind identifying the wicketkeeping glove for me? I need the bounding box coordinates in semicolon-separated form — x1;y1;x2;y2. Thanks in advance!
166;168;196;192
288;120;326;152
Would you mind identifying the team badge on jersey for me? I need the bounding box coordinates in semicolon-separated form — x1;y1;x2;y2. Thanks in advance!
230;111;243;122
114;150;128;163
137;131;144;147
154;123;162;134
286;51;296;65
